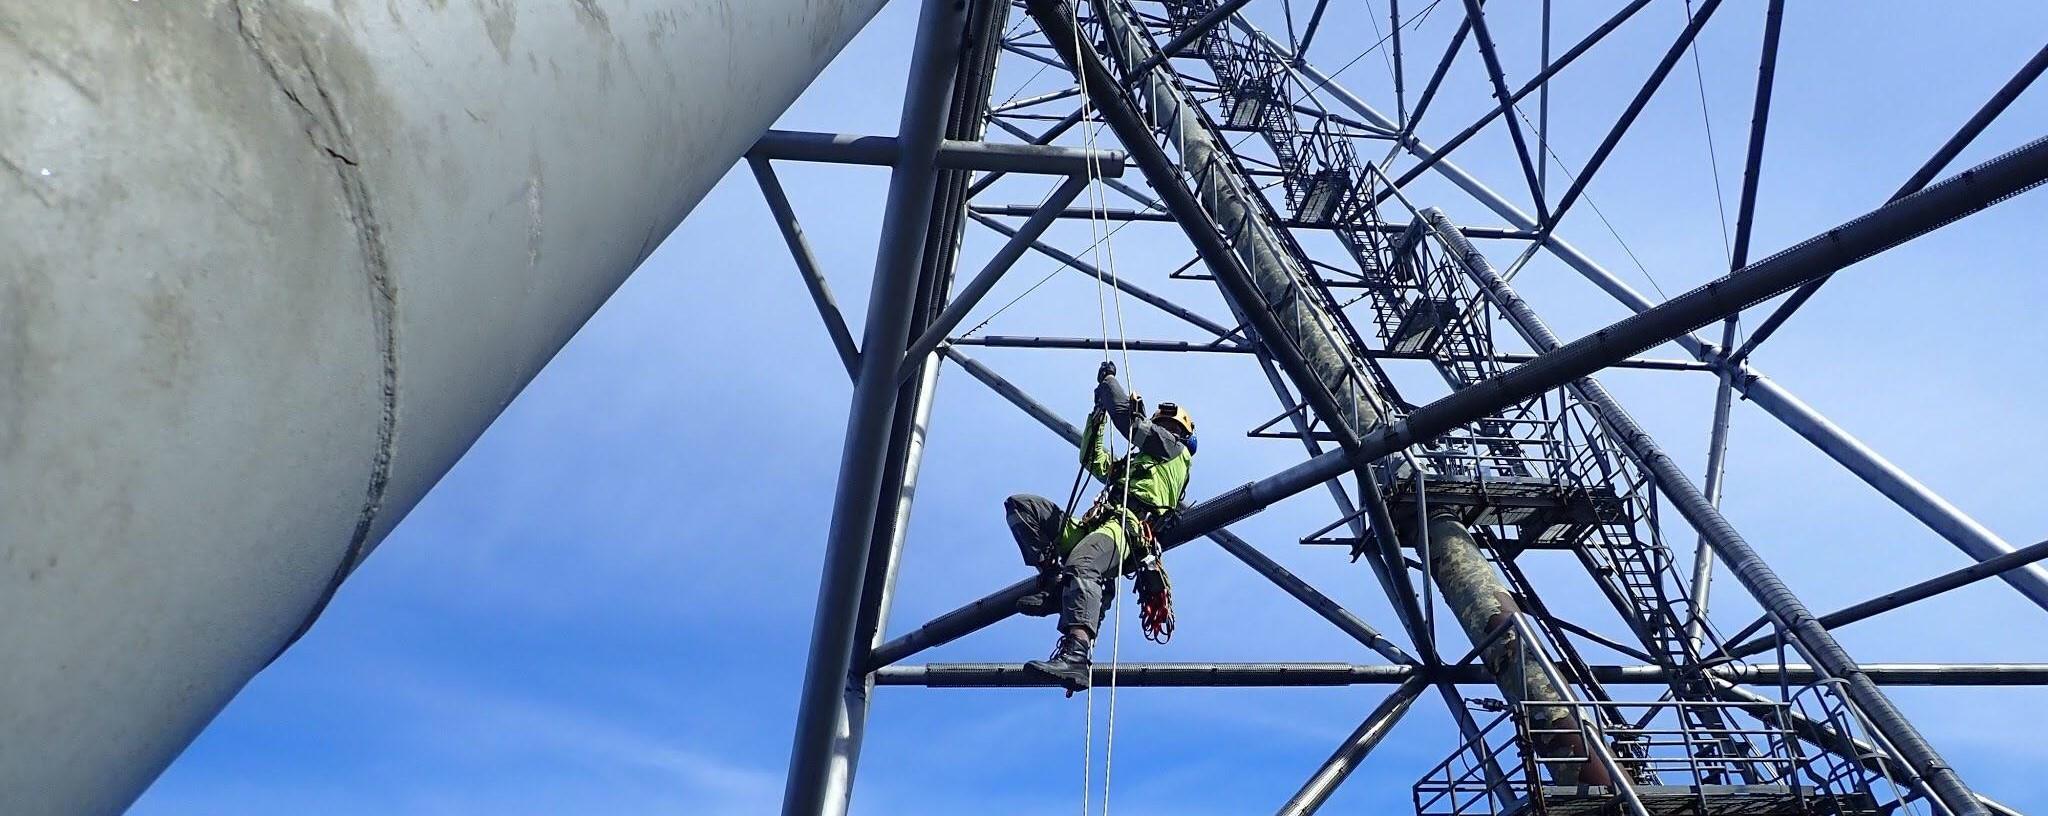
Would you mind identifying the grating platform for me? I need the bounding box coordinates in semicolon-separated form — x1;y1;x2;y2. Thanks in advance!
1382;474;1626;551
1503;785;1879;816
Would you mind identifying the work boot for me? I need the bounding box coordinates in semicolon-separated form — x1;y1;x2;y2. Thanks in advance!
1023;634;1093;693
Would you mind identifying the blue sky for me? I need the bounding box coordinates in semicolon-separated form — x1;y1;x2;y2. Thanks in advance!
136;1;2048;813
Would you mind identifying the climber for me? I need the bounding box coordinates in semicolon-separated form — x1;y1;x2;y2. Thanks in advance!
1004;360;1196;692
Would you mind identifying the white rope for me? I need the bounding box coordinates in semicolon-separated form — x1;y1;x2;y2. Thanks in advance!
1101;572;1124;816
1068;9;1102;814
1066;6;1138;815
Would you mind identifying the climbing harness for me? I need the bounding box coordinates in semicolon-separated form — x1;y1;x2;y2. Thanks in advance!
1070;482;1177;645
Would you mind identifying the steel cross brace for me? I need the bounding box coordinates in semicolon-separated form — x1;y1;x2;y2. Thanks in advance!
968;202;1535;236
1422;206;2020;816
748;155;863;381
897;175;1091;372
1233;18;2048;617
755;128;1127;176
874;128;2046;815
1716;537;2048;661
780;1;968;812
1731;43;2048;365
873;662;2048;688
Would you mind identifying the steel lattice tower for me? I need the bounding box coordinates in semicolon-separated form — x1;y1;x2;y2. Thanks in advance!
756;1;2048;814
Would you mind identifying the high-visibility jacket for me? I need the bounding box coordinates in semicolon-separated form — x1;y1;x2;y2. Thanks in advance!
1061;376;1193;563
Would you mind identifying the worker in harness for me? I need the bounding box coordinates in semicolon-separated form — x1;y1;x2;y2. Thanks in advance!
1005;361;1196;692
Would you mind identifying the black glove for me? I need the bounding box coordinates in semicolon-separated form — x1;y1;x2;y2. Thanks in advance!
1097;360;1116;382
1128;393;1143;416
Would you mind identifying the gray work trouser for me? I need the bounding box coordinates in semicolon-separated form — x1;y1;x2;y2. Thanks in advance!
1005;494;1117;639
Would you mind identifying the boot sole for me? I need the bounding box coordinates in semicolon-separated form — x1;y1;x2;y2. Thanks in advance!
1022;660;1092;692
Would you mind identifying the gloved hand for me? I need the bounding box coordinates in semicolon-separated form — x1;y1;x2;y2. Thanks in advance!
1097;360;1116;382
1128;393;1143;416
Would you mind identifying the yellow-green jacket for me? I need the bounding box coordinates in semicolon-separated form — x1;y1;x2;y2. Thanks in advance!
1060;376;1193;563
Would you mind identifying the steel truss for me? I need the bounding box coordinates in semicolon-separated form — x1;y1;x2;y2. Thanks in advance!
764;1;2048;814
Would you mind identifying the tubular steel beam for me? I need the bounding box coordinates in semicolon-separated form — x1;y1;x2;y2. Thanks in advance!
824;6;1015;811
1124;0;1255;80
1731;42;2048;365
1277;677;1429;816
963;0;1250;197
1728;0;1787;274
967;211;1239;338
950;336;1252;354
882;662;1416;687
1053;5;1532;743
782;2;963;812
1891;42;2048;199
1458;0;1549;220
873;663;2048;688
748;154;863;381
1295;0;1333;59
1232;18;1724;351
969;203;1535;237
833;329;943;813
753;129;1126;177
1691;0;1785;646
1424;208;2032;816
1722;537;2048;661
1539;0;1724;231
1391;0;1408;125
1210;529;1417;666
1395;13;1471;150
1715;683;2031;816
1497;353;1708;371
1536;0;1550;196
1251;22;2048;617
1381;0;1654;195
991;86;1080;114
1158;135;2048;564
950;335;1711;371
898;176;1090;371
899;135;2048;668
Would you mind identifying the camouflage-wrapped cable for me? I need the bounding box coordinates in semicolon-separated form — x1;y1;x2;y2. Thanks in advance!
1419;514;1609;785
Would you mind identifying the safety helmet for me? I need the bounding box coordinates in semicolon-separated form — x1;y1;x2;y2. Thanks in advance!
1152;402;1194;437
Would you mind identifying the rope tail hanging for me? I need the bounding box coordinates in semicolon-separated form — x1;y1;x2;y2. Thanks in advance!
1062;2;1181;812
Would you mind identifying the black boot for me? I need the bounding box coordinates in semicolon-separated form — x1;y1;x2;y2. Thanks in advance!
1023;634;1093;692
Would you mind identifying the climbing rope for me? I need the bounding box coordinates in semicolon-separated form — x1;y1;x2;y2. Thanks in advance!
1068;5;1141;814
1068;10;1103;813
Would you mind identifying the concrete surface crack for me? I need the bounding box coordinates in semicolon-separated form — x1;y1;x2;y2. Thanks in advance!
232;0;398;651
